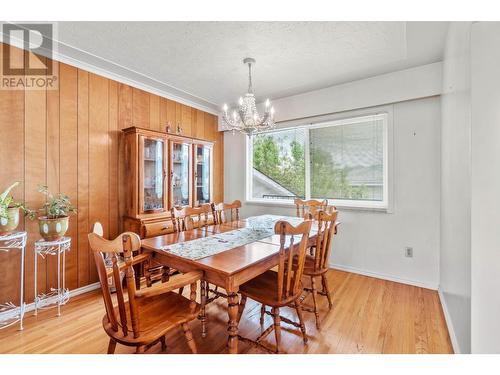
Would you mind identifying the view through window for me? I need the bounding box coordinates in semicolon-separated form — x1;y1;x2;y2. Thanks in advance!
249;114;387;207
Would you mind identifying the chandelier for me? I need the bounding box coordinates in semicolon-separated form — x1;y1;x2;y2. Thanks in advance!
222;58;275;135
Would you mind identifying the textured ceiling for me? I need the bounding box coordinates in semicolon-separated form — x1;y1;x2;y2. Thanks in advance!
55;21;448;109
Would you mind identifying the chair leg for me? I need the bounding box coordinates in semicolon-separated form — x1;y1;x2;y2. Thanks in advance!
310;276;321;329
135;345;145;354
272;307;281;353
160;336;167;352
182;323;197;354
162;266;170;283
321;273;333;310
294;299;308;344
144;258;152;288
107;338;116;354
179;286;184;296
237;295;247;323
260;304;266;325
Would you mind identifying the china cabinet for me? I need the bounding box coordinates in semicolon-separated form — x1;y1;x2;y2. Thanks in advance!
122;127;214;238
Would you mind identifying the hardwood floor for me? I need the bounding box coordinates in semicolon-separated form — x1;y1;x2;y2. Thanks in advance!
0;270;453;354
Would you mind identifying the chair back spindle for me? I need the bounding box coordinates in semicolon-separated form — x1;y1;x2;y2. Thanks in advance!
294;198;328;218
171;203;214;232
274;220;312;302
213;200;241;224
312;210;338;273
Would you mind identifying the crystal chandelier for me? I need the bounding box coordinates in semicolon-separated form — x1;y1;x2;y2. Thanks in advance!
222;58;275;135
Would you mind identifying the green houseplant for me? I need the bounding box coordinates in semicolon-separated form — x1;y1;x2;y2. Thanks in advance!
0;182;33;234
37;185;77;241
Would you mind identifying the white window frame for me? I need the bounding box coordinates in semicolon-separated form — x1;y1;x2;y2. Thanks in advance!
245;105;394;212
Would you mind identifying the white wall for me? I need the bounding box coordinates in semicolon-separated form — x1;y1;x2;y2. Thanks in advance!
470;22;500;354
440;22;472;354
224;65;442;290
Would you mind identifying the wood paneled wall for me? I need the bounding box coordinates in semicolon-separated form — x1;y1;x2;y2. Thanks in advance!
0;43;223;304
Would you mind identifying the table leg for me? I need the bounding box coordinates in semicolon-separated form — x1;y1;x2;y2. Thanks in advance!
199;280;207;338
227;291;239;354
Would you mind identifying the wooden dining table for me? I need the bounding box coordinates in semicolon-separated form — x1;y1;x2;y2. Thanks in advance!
140;215;317;354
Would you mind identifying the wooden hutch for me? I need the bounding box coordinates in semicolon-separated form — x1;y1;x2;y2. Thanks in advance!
122;126;214;238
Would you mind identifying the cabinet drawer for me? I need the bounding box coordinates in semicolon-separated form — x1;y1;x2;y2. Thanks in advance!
143;221;174;238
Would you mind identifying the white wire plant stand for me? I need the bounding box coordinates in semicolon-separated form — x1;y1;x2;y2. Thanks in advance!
0;231;27;330
34;237;71;317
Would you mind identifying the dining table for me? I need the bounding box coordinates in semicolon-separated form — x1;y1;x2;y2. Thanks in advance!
140;214;319;354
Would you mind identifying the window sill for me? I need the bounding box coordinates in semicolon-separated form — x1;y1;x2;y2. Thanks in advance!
244;199;392;213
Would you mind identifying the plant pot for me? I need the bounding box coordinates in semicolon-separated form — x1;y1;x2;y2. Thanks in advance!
38;216;69;241
0;206;20;234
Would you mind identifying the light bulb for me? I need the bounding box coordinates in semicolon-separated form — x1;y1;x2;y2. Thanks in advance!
223;103;228;112
265;99;270;108
239;97;243;105
271;106;275;115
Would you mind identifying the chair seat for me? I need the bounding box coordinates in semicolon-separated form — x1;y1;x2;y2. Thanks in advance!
103;291;200;345
239;270;302;307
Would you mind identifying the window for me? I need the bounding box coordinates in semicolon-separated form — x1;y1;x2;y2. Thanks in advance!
247;113;390;209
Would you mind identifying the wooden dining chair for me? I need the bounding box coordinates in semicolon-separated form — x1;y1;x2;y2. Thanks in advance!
300;210;338;329
294;198;328;217
237;220;312;353
92;222;155;290
171;203;214;232
213;199;241;224
88;224;202;354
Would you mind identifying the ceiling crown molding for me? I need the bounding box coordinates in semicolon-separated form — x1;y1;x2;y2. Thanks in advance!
1;25;220;115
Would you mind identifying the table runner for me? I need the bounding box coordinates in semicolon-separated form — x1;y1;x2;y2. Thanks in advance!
160;214;314;261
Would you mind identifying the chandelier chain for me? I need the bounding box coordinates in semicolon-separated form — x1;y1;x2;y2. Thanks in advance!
247;61;253;93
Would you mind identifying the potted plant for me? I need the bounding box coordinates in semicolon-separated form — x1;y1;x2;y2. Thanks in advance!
0;182;33;235
37;185;77;241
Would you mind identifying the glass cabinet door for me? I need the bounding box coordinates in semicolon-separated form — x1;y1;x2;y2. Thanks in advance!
171;141;192;207
194;144;212;206
141;137;166;212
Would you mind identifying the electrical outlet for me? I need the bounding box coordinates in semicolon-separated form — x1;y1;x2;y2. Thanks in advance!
405;247;413;258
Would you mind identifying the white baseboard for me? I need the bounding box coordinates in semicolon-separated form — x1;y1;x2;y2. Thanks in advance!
0;282;100;322
330;263;439;290
438;287;461;354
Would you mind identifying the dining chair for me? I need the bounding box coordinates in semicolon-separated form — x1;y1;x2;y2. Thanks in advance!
88;223;202;354
294;198;328;217
171;203;215;232
237;219;312;353
299;210;338;329
213;199;241;224
92;222;157;289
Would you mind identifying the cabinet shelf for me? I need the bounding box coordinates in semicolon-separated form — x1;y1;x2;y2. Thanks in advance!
122;126;215;239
